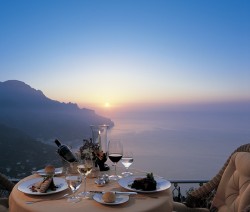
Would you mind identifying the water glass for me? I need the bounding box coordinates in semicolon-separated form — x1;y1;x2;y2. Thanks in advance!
77;154;93;199
121;151;134;176
65;167;82;203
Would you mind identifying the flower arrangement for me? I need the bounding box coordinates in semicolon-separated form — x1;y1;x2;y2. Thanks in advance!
79;138;109;171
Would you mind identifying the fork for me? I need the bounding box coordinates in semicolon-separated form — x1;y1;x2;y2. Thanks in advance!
25;193;70;204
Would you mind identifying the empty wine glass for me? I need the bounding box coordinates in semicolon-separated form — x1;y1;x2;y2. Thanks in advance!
77;153;93;199
65;165;82;203
121;151;134;177
108;139;123;181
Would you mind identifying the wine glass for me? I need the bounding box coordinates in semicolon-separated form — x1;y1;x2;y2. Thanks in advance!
121;151;134;177
77;153;93;199
65;165;82;203
108;139;123;181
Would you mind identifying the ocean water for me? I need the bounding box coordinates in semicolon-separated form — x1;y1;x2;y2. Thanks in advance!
106;111;250;181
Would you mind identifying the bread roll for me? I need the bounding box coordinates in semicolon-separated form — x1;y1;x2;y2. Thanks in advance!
102;192;116;203
44;165;55;175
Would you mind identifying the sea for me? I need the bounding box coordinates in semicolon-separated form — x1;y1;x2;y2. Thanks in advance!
105;110;250;181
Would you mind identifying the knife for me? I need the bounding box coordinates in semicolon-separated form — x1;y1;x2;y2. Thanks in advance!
90;191;137;195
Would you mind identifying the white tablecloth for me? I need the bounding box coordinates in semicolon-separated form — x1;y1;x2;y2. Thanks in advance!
9;168;173;212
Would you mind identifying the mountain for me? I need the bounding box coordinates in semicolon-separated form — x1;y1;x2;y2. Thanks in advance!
0;123;61;178
0;80;114;141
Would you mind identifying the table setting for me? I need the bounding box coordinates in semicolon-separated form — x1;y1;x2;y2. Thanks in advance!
10;165;173;212
9;125;173;212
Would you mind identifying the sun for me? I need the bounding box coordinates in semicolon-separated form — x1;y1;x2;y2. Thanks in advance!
104;102;110;108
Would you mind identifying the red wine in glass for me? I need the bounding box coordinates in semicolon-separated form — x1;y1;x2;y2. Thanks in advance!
108;139;123;180
109;153;122;163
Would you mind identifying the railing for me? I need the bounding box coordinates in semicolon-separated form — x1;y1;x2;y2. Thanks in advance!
170;179;209;202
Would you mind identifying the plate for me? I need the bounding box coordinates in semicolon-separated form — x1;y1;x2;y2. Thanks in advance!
18;177;68;195
36;167;63;176
93;193;129;205
118;176;171;193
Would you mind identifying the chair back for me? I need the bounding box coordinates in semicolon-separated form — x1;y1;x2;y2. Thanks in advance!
0;173;14;196
211;152;250;212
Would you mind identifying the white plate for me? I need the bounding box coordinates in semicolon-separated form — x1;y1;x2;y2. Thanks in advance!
93;193;129;205
118;176;171;193
36;167;63;176
18;177;68;195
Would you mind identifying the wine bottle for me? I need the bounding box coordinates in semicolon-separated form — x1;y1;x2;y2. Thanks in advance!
54;139;77;162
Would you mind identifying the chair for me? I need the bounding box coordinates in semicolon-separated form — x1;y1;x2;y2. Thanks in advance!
0;172;15;212
173;143;250;212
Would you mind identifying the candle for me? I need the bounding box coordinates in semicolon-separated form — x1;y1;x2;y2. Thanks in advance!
98;130;102;149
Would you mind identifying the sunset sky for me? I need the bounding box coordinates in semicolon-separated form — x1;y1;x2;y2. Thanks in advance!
1;0;250;114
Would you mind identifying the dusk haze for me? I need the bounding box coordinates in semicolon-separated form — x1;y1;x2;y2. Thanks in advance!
1;0;250;200
1;0;249;115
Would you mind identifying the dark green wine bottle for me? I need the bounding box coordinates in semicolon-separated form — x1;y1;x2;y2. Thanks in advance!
54;139;77;162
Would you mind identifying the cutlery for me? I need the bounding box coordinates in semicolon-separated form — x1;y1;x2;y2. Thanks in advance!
90;191;137;195
25;193;70;204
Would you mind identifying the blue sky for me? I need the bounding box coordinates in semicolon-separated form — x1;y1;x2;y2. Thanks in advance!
0;0;250;113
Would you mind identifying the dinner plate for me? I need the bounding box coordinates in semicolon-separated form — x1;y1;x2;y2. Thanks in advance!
93;193;129;205
18;177;68;195
36;167;63;176
118;176;171;193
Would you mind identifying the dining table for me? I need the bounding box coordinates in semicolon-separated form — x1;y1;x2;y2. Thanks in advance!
9;167;173;212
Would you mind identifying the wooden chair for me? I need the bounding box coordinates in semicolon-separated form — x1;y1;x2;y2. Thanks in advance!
173;143;250;212
0;172;15;212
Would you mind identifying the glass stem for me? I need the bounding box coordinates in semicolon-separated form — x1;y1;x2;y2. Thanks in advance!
72;189;76;198
114;163;117;176
84;175;86;193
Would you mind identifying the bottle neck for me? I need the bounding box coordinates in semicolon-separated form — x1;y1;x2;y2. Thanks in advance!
55;139;61;147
